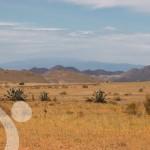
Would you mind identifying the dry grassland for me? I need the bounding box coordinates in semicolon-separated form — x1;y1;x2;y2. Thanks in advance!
0;82;150;150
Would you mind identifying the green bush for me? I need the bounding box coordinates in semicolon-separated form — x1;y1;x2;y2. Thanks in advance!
40;92;50;101
5;88;27;101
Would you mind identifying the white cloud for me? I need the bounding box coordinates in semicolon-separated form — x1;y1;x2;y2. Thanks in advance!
0;22;150;64
104;26;117;32
63;0;150;12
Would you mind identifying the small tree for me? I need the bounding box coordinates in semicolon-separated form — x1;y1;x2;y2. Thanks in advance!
40;92;50;101
5;88;27;101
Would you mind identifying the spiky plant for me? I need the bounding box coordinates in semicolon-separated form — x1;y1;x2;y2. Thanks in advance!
40;92;50;101
5;88;27;101
94;90;107;103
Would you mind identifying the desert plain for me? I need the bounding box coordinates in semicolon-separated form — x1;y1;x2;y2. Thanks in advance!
0;82;150;150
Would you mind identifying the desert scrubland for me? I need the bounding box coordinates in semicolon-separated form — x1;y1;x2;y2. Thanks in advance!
0;82;150;150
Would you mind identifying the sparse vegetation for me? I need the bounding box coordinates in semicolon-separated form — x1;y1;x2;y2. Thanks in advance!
5;88;27;101
19;82;25;86
94;90;107;103
62;85;68;89
124;93;132;96
125;103;138;115
144;95;150;115
113;96;121;101
87;89;107;103
1;82;150;149
139;88;144;92
82;85;88;88
113;93;119;96
60;91;67;95
40;92;50;101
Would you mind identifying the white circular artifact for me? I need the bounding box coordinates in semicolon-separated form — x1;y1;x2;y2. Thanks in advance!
11;101;32;122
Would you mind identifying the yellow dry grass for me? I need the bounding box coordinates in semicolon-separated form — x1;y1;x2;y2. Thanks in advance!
0;82;150;150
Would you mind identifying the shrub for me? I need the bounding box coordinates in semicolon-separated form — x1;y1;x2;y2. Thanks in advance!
139;88;144;92
86;90;107;103
40;92;50;101
144;95;150;115
94;90;107;103
62;85;68;89
60;91;67;95
86;97;93;103
53;97;57;102
19;82;25;86
125;103;138;115
114;96;121;101
82;85;88;88
87;90;107;103
113;93;119;96
124;93;132;96
5;88;27;101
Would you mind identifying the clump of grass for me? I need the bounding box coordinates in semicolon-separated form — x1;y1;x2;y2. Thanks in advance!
5;88;27;101
19;82;25;86
139;88;144;92
82;85;88;88
87;89;107;103
124;93;132;96
60;91;67;95
31;94;35;101
48;86;52;88
144;95;150;115
62;85;68;89
40;92;50;101
53;97;57;102
113;93;119;96
125;103;138;115
66;111;74;115
113;96;121;101
86;97;93;103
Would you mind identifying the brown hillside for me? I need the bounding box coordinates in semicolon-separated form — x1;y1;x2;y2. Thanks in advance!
112;65;150;82
43;68;97;83
0;70;47;83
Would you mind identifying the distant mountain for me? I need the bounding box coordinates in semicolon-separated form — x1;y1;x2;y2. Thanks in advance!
43;65;97;83
50;65;80;72
30;67;49;74
0;57;143;71
0;70;47;83
83;69;123;76
112;65;150;82
0;65;149;83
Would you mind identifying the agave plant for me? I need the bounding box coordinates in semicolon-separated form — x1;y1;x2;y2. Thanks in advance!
40;92;50;101
94;89;107;103
5;88;27;101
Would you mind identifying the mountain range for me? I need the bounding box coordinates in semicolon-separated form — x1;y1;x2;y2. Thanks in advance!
0;64;149;83
0;57;142;71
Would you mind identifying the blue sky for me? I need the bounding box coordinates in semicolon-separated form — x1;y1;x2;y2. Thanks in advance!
0;0;150;65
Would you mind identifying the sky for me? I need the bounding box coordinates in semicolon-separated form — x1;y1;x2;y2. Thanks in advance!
0;0;150;65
